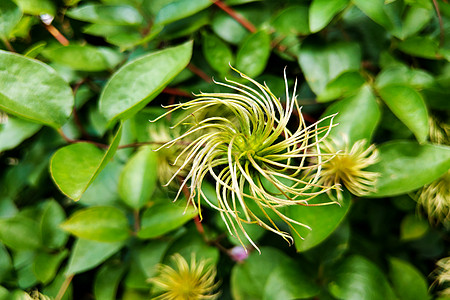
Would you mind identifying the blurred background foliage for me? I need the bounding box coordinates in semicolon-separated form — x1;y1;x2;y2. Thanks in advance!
0;0;449;299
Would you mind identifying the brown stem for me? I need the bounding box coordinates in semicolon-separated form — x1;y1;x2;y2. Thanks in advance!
44;24;70;46
188;63;212;83
57;128;109;149
1;37;15;52
212;0;256;33
163;87;193;98
432;0;445;48
72;108;91;139
55;274;74;300
133;210;140;232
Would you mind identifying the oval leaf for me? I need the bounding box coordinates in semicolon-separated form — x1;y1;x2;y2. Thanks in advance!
0;0;22;39
367;141;450;197
272;5;310;36
61;206;129;242
378;85;429;143
13;0;55;16
0;116;41;152
155;0;213;26
99;41;193;124
322;85;381;144
298;41;361;95
40;200;69;249
33;250;68;284
0;51;74;128
94;262;126;300
67;4;143;25
137;202;198;239
309;0;349;33
329;255;396;300
50;124;122;200
202;32;234;74
287;191;351;252
236;31;271;78
389;257;430;300
0;216;41;251
118;146;158;210
66;238;125;275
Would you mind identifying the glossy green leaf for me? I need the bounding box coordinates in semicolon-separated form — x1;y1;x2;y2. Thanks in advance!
40;200;68;249
13;0;55;16
33;250;68;284
389;257;430;300
367;141;450;197
119;146;158;210
378;85;428;143
329;255;396;300
50;124;122;200
67;4;143;25
271;5;310;36
0;51;74;128
298;41;361;95
41;45;120;71
137;240;171;277
263;260;320;300
0;216;41;250
61;206;130;242
400;214;429;241
0;244;12;282
99;41;192;124
0;116;41;152
155;0;212;25
137;202;198;239
236;31;271;78
397;36;441;59
309;0;349;33
287;191;351;252
401;6;432;39
202;32;234;74
94;262;126;300
375;65;435;90
318;71;366;102
66;238;125;275
322;85;381;144
0;0;22;39
352;0;402;34
231;247;291;300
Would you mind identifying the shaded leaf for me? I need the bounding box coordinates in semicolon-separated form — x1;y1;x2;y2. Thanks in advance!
389;257;430;300
0;116;41;152
67;4;143;25
367;141;450;197
0;216;41;251
155;0;212;25
61;206;130;242
94;262;126;300
400;214;429;241
40;199;68;249
33;250;68;284
0;51;74;128
318;71;366;102
236;31;271;77
0;0;22;39
272;5;310;35
202;32;234;74
13;0;55;16
309;0;349;33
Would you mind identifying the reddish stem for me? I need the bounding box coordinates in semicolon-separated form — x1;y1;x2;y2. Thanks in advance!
44;24;70;46
1;37;15;52
188;63;212;83
212;0;256;33
432;0;445;48
163;87;192;98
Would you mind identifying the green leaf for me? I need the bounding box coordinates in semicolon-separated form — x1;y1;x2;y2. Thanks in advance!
318;71;366;102
322;85;381;144
352;0;402;34
0;51;74;128
271;5;310;36
329;255;396;300
263;260;320;300
0;216;41;251
400;214;429;241
375;65;435;90
389;257;430;300
99;41;193;124
41;45;120;71
236;31;271;78
137;240;171;277
0;244;13;282
155;0;212;25
367;141;450;197
287;191;351;252
50;124;122;200
298;41;361;95
94;262;126;300
33;250;68;284
0;0;22;39
67;4;143;25
12;0;55;16
231;247;291;300
119;146;158;210
0;116;41;152
378;85;429;143
309;0;349;33
400;6;433;39
61;206;130;242
137;202;198;239
397;36;442;59
40;200;69;249
202;32;234;74
66;238;125;275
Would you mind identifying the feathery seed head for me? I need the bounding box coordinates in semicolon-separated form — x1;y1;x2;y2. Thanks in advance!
152;67;339;250
433;256;450;297
149;253;220;300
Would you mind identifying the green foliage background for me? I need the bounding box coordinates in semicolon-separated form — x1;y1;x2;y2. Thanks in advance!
0;0;449;299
